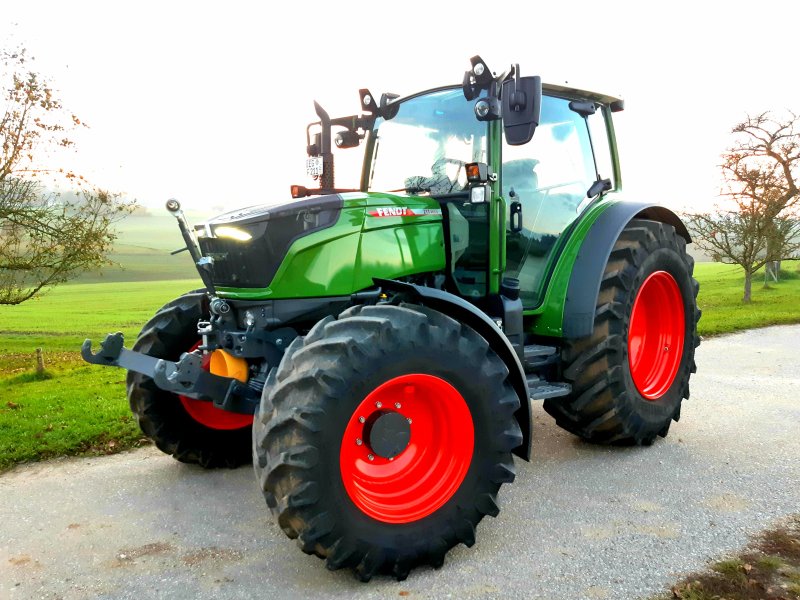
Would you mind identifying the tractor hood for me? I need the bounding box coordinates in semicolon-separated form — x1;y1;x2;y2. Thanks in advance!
195;194;343;289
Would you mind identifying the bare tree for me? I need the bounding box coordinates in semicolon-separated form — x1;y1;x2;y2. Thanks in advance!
687;111;800;302
0;47;134;304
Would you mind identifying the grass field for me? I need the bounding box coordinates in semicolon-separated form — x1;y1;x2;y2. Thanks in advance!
0;280;199;469
73;215;202;283
693;260;800;335
1;249;798;471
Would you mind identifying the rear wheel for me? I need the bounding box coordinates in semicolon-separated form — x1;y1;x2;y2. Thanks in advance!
126;291;253;468
253;303;521;581
543;219;700;445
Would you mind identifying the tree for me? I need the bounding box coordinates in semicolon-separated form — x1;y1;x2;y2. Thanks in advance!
0;47;134;304
687;112;800;303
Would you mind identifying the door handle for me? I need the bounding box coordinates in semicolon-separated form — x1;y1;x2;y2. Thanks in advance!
510;201;523;233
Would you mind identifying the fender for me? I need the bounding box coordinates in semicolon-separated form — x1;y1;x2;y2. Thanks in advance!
375;278;533;461
562;202;691;339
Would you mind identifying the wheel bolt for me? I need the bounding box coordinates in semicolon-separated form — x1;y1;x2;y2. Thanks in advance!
407;418;412;424
367;454;374;461
664;346;669;352
356;438;363;446
375;401;382;408
358;416;365;423
394;402;401;409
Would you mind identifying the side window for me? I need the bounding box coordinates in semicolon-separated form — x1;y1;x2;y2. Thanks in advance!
502;95;597;307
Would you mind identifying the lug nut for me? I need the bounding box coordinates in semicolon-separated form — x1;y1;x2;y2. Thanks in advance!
358;416;365;423
356;438;363;446
407;418;412;424
394;402;401;409
375;401;382;408
367;454;374;461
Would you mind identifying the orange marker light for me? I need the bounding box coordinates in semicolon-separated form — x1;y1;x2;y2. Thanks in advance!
465;162;488;183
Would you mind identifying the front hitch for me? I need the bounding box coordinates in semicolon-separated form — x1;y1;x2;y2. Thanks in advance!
81;333;259;414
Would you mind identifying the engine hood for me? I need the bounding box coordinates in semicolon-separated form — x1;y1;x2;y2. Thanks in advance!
199;194;343;230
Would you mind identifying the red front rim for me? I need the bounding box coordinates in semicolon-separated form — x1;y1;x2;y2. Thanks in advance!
628;271;685;400
178;342;253;430
340;374;474;524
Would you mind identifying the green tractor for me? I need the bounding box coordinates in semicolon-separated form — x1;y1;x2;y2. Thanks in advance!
83;56;700;581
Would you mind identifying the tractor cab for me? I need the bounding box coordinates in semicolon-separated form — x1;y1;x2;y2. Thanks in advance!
299;56;623;310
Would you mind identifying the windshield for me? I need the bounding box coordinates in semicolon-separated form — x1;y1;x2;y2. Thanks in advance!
368;88;488;195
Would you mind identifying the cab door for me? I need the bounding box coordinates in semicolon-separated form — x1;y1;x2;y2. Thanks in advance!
502;94;612;307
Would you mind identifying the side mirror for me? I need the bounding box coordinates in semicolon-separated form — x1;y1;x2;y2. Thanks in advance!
502;71;542;146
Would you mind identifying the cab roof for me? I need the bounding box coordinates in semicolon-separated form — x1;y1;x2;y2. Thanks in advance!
543;82;623;108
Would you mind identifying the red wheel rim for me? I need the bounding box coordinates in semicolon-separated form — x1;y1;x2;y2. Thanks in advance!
340;374;474;524
628;271;685;400
178;342;253;430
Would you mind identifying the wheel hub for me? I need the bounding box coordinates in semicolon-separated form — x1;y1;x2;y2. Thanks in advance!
628;270;685;400
364;410;411;459
340;374;474;524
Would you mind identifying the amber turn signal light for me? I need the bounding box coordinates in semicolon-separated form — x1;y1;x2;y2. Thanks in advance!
466;162;489;183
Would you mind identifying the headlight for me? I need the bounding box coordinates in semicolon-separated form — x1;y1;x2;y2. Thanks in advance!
213;226;252;241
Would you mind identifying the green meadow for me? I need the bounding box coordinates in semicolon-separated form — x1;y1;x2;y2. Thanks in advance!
694;261;800;335
0;280;199;469
0;213;798;471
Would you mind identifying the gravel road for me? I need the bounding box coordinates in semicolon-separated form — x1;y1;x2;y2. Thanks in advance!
2;325;799;600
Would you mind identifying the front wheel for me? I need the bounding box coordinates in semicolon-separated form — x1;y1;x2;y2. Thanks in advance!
543;219;700;445
253;303;521;581
126;291;253;468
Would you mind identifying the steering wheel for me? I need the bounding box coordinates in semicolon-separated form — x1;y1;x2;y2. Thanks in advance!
431;158;467;193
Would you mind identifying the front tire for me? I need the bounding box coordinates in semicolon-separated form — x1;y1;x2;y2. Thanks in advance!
253;303;521;581
126;291;253;468
543;219;700;445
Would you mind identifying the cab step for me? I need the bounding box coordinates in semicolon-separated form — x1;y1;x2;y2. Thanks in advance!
523;343;559;371
526;375;571;400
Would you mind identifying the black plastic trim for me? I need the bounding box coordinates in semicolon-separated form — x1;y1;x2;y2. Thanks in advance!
197;194;344;289
374;279;533;461
563;202;691;339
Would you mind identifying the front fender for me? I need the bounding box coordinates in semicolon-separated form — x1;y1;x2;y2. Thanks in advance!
375;279;532;461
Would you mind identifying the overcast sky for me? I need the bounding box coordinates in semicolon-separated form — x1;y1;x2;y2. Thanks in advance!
2;0;798;214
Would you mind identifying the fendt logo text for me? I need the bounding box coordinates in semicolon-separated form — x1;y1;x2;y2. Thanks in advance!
367;207;442;218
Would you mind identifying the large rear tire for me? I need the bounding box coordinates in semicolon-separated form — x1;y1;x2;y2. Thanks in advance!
126;291;253;468
253;303;521;581
543;219;700;445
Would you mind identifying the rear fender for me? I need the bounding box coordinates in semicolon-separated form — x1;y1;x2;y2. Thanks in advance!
375;279;532;461
562;202;691;339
